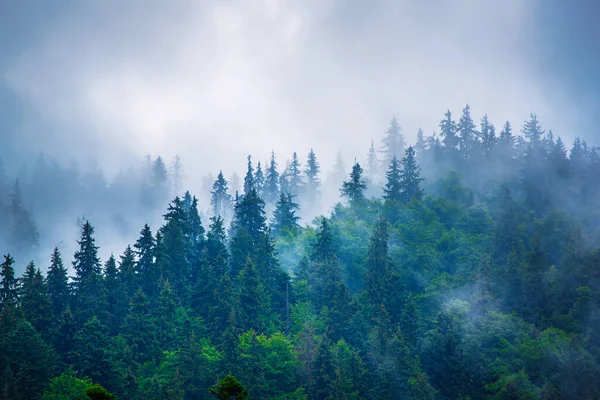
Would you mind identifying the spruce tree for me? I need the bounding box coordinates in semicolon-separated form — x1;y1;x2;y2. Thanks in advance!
399;146;424;204
19;261;53;336
72;221;105;324
341;162;367;206
288;152;303;196
480;114;496;158
209;375;249;400
381;117;406;166
134;224;157;296
264;151;280;204
304;148;321;201
439;110;458;150
366;139;379;183
255;161;265;198
383;156;402;203
522;113;544;145
364;217;394;309
118;246;137;298
211;171;232;219
271;192;300;236
457;104;477;159
415;128;426;155
236;258;269;333
47;247;70;318
123;288;156;363
158;197;190;296
243;155;255;195
104;254;125;333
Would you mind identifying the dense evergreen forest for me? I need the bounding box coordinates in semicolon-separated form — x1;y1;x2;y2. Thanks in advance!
2;106;600;399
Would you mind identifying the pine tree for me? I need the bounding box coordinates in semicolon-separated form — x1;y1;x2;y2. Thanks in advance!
47;247;70;318
439;110;458;150
304;148;321;201
498;120;515;156
271;191;301;236
264;151;280;204
383;156;402;203
381;117;406;166
288;152;303;196
19;261;53;336
341;162;367;206
211;171;232;219
399;146;424;204
254;161;265;198
71;221;105;324
243;155;255;195
309;336;336;399
457;104;477;159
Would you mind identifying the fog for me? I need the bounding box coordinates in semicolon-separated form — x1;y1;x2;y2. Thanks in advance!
0;0;597;271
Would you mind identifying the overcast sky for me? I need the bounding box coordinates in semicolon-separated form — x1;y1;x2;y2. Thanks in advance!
1;0;599;190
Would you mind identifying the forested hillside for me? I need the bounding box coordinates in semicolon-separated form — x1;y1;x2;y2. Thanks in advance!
2;108;600;399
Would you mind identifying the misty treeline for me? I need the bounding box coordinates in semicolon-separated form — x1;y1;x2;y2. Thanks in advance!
2;104;600;399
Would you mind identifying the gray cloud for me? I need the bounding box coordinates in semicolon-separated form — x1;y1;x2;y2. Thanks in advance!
2;0;585;189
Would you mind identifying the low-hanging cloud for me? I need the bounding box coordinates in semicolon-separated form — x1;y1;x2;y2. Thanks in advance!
2;0;585;188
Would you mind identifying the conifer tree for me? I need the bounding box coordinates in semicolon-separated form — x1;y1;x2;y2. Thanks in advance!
341;162;367;206
236;258;269;333
399;146;424;204
19;261;53;336
72;221;105;324
134;224;157;296
47;247;70;318
264;151;280;204
304;148;321;201
211;171;232;219
329;151;347;189
243;155;255;195
254;161;265;198
498;120;515;156
104;254;125;333
171;154;184;196
522;113;544;145
118;246;137;298
383;156;402;203
209;375;249;400
158;197;190;296
311;219;335;264
457;104;477;159
271;191;301;236
381;117;406;166
364;217;394;309
55;306;77;356
439;110;458;150
415;128;427;155
288;152;303;197
480;114;496;158
123;288;156;363
366;139;379;183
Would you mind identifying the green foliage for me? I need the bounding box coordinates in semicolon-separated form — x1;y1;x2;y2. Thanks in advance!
209;375;250;400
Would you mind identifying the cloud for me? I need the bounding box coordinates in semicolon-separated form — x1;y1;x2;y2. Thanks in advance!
2;0;585;187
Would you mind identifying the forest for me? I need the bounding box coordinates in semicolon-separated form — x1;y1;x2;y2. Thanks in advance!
2;105;600;399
